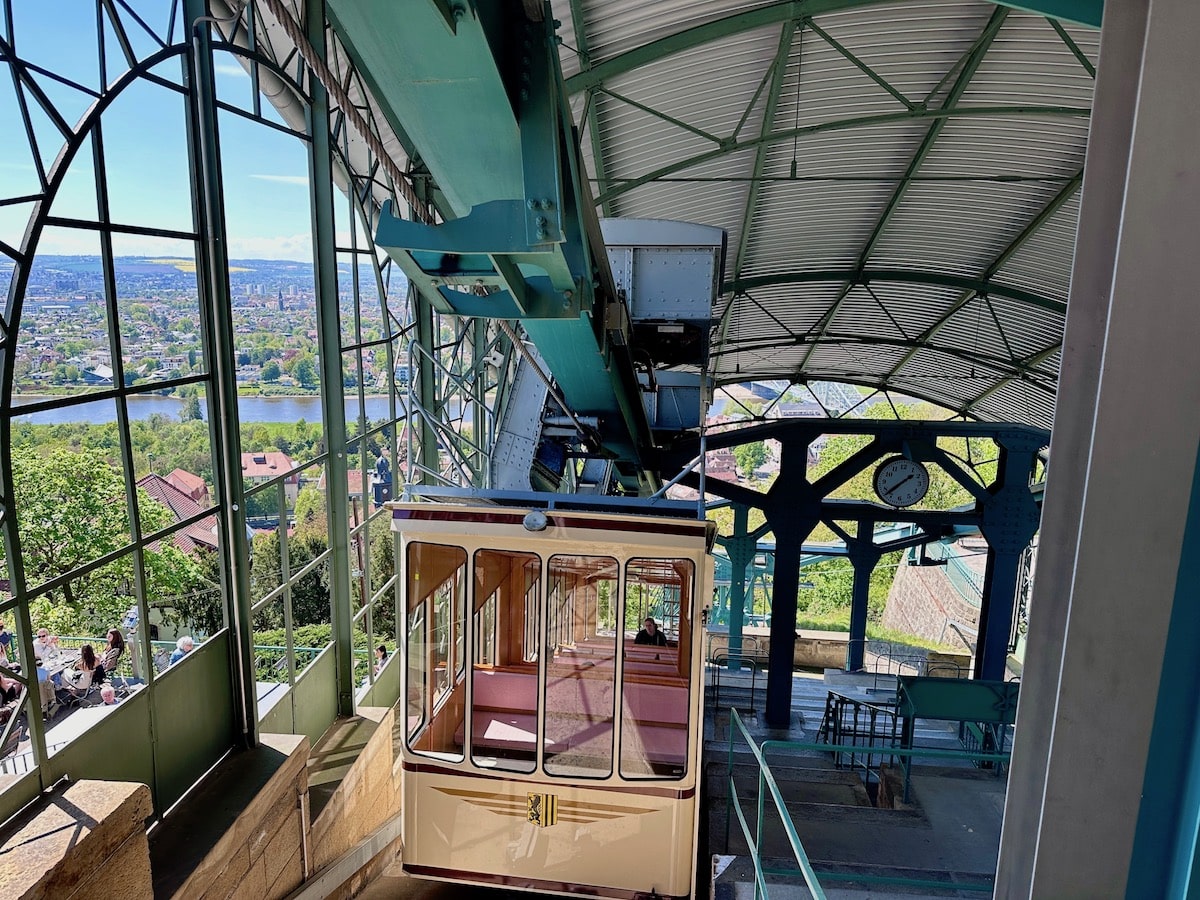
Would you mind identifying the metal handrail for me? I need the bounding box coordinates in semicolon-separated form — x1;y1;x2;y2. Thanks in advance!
727;708;829;899
727;708;1010;895
708;650;768;711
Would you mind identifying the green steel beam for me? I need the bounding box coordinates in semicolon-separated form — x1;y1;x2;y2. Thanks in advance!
187;0;258;748
325;1;523;218
333;4;655;480
804;18;916;111
593;104;1087;207
307;0;356;718
709;331;1058;384
564;0;1100;96
597;86;725;146
881;169;1082;381
795;8;1009;374
1048;17;1096;77
731;20;798;285
961;342;1062;413
724;268;1066;313
856;9;1009;272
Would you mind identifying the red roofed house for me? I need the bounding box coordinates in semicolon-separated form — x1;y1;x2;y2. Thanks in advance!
165;467;209;505
241;451;300;506
136;472;219;555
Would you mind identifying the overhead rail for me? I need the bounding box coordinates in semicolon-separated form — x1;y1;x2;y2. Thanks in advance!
325;3;726;492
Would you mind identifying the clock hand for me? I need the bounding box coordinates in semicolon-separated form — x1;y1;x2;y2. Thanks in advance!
889;473;916;491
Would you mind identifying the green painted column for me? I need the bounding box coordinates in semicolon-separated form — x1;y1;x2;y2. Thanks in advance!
187;0;258;748
725;505;755;673
306;0;355;717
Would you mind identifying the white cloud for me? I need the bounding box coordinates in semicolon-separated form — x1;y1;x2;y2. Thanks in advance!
248;174;309;187
226;233;314;261
214;63;249;78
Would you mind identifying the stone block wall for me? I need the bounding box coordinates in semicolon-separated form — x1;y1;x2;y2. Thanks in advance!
164;732;310;900
883;563;979;652
0;780;154;900
309;706;401;899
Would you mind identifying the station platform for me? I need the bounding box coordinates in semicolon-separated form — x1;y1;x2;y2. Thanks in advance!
705;668;1008;899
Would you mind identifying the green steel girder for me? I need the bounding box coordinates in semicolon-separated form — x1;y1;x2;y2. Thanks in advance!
327;1;654;483
563;0;1100;97
797;7;1008;373
731;20;798;286
724;269;1066;313
881;170;1082;382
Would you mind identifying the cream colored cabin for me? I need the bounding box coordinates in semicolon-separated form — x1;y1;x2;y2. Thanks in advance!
390;498;714;899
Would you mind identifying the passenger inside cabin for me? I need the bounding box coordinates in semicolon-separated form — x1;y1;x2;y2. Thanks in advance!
634;617;668;647
374;644;388;675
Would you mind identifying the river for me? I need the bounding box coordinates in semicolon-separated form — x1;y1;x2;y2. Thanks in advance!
11;393;403;425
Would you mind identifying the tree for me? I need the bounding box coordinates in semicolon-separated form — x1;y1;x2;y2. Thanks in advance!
180;394;203;422
261;360;281;382
294;485;326;529
249;528;331;629
733;441;767;478
3;448;204;634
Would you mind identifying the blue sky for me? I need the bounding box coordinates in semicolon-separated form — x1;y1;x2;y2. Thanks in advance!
1;1;339;261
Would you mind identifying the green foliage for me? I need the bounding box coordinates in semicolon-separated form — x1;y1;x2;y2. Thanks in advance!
293;486;326;529
4;447;207;634
733;441;767;478
261;360;281;382
249;527;331;629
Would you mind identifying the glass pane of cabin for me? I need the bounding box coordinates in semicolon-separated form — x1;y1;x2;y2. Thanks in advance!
620;558;694;779
470;549;540;773
405;541;467;761
543;555;618;778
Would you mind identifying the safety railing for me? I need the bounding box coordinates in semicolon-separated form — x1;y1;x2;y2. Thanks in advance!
252;644;327;683
816;690;902;797
726;708;829;899
727;708;1010;895
707;649;769;712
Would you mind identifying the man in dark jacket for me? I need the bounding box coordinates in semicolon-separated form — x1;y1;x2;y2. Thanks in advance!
634;617;668;646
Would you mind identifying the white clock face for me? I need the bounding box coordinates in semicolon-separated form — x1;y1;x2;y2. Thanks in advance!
874;457;930;508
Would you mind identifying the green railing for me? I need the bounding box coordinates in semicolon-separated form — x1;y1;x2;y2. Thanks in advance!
47;636;325;684
727;707;828;899
727;708;1009;896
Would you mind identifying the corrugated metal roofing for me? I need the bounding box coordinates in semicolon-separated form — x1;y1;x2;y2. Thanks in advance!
554;0;1099;429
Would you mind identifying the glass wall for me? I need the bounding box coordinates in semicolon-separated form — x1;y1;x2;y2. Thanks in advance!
0;0;418;814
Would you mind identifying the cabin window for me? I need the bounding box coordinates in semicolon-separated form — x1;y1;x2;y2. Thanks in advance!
405;605;425;742
620;558;694;779
543;554;618;779
471;549;540;773
405;541;467;761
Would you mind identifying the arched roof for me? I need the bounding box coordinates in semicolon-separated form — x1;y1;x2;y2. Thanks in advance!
553;0;1099;428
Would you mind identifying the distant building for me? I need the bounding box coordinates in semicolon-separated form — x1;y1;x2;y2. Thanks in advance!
166;468;209;506
82;364;113;385
136;473;218;555
241;451;300;506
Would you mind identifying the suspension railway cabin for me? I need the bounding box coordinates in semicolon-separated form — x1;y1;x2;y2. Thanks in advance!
390;493;715;899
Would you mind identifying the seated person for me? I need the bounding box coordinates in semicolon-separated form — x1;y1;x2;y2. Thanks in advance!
634;617;668;647
33;628;58;660
169;636;194;665
98;628;125;675
0;667;20;703
374;644;389;676
60;644;99;696
100;685;118;706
